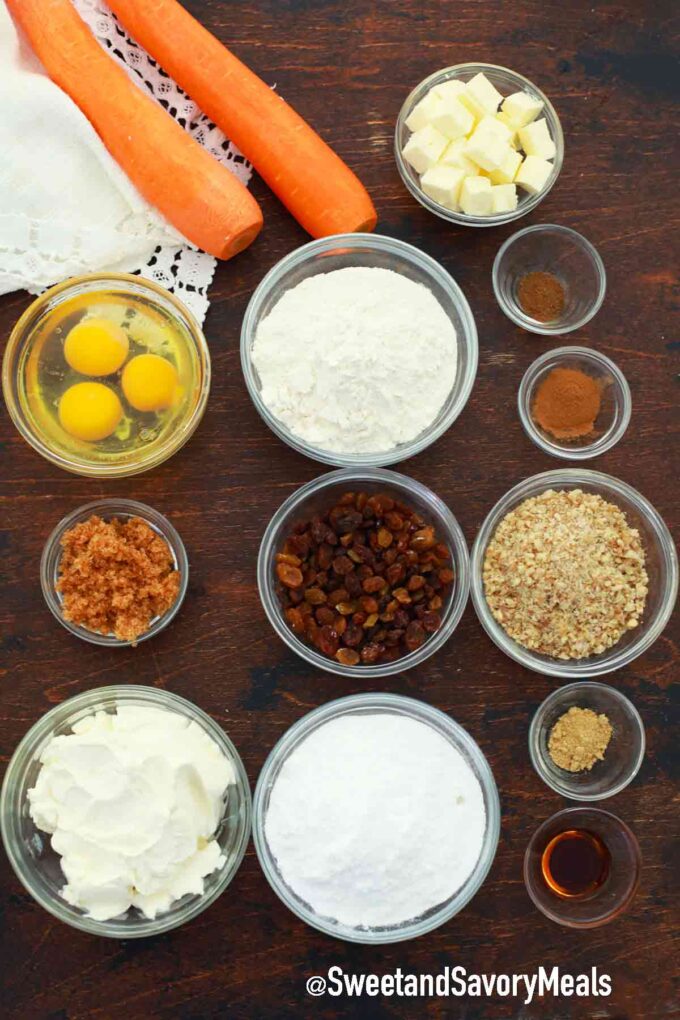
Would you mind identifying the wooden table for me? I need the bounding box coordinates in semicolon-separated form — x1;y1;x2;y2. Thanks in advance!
1;1;677;1017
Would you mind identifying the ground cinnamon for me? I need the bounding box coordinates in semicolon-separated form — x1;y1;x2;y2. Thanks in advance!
518;271;565;322
532;366;602;440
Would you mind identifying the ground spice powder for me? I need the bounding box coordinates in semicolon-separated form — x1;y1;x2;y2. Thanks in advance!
548;706;613;772
532;366;602;440
57;515;180;644
518;271;565;322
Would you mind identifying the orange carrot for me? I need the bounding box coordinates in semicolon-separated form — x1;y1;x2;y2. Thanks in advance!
106;0;378;238
7;0;262;260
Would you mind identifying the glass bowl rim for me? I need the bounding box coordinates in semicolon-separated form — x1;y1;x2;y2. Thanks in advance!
240;232;478;467
0;684;252;938
492;224;607;334
394;62;564;228
528;681;646;801
40;498;189;648
252;691;501;943
517;345;632;460
470;468;678;678
1;272;211;478
257;467;471;677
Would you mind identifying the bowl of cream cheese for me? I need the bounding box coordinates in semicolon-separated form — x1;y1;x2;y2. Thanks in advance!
1;686;251;937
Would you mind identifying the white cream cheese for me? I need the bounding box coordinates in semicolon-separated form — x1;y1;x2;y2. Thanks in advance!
28;705;234;921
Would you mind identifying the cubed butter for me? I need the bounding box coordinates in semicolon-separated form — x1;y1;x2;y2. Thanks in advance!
420;165;466;210
405;90;443;133
460;175;493;216
490;183;518;214
460;72;503;121
402;124;448;174
438;137;479;176
495;111;519;147
501;91;544;129
488;147;522;185
466;119;513;172
515;155;553;194
518;117;556;160
433;79;466;102
431;94;475;140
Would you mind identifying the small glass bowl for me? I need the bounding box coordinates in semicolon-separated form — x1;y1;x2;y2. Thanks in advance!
471;469;678;678
529;683;645;801
524;807;641;928
41;499;189;647
2;274;211;478
395;63;564;228
257;467;470;678
240;233;477;467
0;686;252;938
493;224;606;334
253;692;500;943
518;346;632;460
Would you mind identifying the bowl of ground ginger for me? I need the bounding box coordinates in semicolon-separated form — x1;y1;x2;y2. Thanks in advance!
529;682;646;801
41;499;188;646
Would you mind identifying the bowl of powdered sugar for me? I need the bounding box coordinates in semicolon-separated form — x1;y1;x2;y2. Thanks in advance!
253;693;500;943
241;233;478;467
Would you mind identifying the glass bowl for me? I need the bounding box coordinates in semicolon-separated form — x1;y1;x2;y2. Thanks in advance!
395;63;564;228
524;807;641;928
493;225;606;334
240;233;477;467
258;467;470;678
470;469;678;678
253;692;500;943
0;686;252;938
518;346;631;460
529;683;645;800
41;499;189;647
2;274;211;478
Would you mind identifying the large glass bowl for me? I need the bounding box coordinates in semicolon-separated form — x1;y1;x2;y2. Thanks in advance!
253;693;500;943
258;467;470;678
240;233;477;467
1;686;251;937
395;63;564;228
471;469;677;678
2;274;211;478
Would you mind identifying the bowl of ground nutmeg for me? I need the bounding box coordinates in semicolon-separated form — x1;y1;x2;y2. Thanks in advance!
41;499;188;646
518;347;631;460
529;683;646;800
471;469;678;678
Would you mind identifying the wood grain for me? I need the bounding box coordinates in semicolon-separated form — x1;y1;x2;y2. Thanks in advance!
0;1;678;1017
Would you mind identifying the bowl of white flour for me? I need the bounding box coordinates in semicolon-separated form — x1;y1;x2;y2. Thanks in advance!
241;233;478;466
253;693;500;943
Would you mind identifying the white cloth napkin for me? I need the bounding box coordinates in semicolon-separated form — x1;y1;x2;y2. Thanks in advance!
0;0;254;322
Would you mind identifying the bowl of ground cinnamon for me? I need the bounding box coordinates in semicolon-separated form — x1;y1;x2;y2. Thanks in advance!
41;499;188;646
518;346;631;459
492;224;606;335
529;682;645;801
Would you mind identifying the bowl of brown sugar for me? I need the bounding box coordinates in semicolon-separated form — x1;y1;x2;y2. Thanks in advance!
518;346;631;460
41;499;188;647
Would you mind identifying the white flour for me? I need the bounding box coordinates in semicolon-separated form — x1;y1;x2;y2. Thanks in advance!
264;712;486;929
251;267;458;454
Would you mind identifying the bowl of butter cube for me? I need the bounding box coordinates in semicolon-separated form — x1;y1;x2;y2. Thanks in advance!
395;63;564;227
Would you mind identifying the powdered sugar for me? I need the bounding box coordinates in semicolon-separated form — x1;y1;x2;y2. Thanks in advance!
264;712;486;929
251;267;458;455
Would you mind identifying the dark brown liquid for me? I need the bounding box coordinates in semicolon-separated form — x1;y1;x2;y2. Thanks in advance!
541;828;610;899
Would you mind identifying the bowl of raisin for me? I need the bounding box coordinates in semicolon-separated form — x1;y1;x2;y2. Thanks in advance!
258;468;470;677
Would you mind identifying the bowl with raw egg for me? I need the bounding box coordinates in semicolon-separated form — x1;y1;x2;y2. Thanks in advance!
2;274;210;478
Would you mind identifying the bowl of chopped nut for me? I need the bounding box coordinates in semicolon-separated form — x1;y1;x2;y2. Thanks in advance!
258;468;470;677
470;470;677;678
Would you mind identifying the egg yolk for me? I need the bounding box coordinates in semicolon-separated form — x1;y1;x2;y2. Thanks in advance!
58;382;123;442
63;318;129;376
122;354;179;412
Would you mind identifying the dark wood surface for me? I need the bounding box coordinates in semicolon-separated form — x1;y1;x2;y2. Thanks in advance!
1;1;678;1017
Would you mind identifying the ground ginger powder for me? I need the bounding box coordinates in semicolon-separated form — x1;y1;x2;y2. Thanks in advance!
548;706;613;772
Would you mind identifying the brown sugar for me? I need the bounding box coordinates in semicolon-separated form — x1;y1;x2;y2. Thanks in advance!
57;515;181;644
